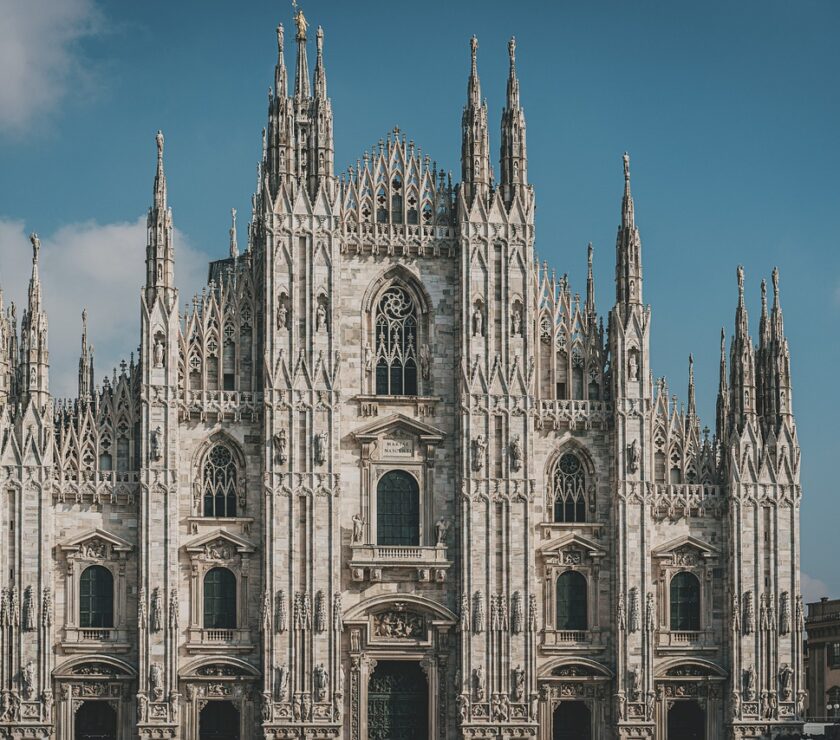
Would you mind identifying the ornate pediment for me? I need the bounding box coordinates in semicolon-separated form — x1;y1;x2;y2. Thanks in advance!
651;535;718;565
540;531;605;562
59;528;133;559
183;529;256;561
352;413;445;447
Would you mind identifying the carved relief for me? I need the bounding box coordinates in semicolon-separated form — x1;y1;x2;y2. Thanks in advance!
373;609;424;639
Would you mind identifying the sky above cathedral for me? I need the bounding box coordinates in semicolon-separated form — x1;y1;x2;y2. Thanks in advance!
0;0;837;597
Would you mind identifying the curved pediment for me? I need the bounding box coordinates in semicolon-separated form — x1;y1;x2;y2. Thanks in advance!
539;657;613;679
179;656;260;679
54;655;137;680
343;593;457;625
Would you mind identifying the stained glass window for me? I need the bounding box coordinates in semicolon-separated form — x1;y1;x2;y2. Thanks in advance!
203;444;238;517
375;287;418;396
553;452;586;523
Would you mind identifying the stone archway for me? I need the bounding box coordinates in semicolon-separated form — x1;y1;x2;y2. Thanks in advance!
654;660;725;740
667;699;704;740
537;659;611;738
552;699;591;740
367;661;428;739
75;701;117;740
199;700;240;740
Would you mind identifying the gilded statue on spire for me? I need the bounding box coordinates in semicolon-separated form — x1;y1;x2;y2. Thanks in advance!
294;8;308;41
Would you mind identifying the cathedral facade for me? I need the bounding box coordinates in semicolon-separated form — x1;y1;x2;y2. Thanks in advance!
0;12;806;740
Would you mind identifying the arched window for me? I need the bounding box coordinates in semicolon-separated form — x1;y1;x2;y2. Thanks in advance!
203;567;237;629
202;444;238;517
377;471;420;546
79;565;114;628
375;287;418;396
670;572;701;631
552;452;587;523
556;571;587;630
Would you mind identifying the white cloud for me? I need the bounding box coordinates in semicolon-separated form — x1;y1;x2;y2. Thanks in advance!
0;0;103;133
801;572;830;604
0;217;207;397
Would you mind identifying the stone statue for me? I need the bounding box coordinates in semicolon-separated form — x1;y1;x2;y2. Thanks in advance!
419;343;431;380
509;434;522;471
631;665;642;701
150;663;163;701
22;661;34;698
151;427;163;462
473;666;485;701
277;301;288;330
277;664;289;699
645;591;655;632
472;434;487;472
627;439;640;474
628;351;639;381
730;691;741;720
30;232;40;262
744;666;755;700
153;338;165;368
364;342;373;373
511;306;522;336
314;663;329;701
472;305;484;337
779;664;793;700
273;429;287;465
316;302;328;333
351;513;364;544
315;431;328;465
512;665;525;702
435;518;450;546
151;588;162;632
294;8;308;39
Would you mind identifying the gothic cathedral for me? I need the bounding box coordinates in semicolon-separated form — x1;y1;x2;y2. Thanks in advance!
0;11;805;740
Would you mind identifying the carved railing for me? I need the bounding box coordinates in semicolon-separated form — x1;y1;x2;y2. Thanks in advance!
52;470;139;506
178;390;261;422
80;628;113;641
649;483;724;521
340;222;457;257
204;629;235;642
535;400;612;430
349;544;451;584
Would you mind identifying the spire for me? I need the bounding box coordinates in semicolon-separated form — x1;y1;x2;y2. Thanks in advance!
614;153;643;311
274;24;287;98
20;233;49;405
293;8;310;99
460;35;490;205
229;208;239;258
687;353;697;422
78;309;94;401
769;266;793;424
313;25;327;99
500;36;528;206
730;265;756;429
771;266;784;339
585;242;596;319
716;328;729;443
145;131;175;305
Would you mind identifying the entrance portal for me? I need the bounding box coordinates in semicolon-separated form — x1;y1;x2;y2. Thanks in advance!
367;660;428;740
75;701;117;740
552;700;591;740
667;699;705;740
199;700;240;740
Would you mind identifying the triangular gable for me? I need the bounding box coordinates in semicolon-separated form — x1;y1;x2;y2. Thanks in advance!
651;534;719;560
184;528;256;555
60;528;133;554
352;413;445;445
540;531;605;559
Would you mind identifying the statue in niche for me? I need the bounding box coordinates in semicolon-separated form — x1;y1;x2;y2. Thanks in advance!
314;663;329;701
631;665;642;701
21;661;34;698
419;343;431;380
473;666;485;701
277;664;289;699
509;434;523;471
151;427;163;462
351;513;364;544
744;666;755;700
150;663;164;701
273;429;287;465
277;300;288;329
364;342;373;373
314;431;328;465
779;664;793;700
316;301;328;333
627;439;640;474
628;351;639;381
472;434;487;472
435;518;450;546
153;338;165;368
512;665;525;702
472;304;484;337
511;306;522;336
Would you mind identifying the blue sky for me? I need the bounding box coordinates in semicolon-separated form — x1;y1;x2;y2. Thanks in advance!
0;0;837;597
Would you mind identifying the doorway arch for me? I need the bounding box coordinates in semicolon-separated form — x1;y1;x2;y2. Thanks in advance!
667;699;705;739
199;700;240;740
367;660;428;739
552;700;591;740
75;701;117;740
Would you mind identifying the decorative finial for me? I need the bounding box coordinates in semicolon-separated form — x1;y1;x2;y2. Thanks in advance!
29;233;40;263
737;265;744;297
772;266;779;300
156;130;164;159
82;308;88;328
720;327;726;354
294;7;308;41
229;208;238;259
760;278;767;308
508;36;516;65
470;35;478;71
317;25;323;50
623;152;630;181
277;24;284;53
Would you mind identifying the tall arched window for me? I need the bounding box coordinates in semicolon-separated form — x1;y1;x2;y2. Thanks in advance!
202;444;238;517
377;471;420;546
670;571;701;631
203;567;237;629
552;452;587;523
556;571;587;630
375;287;418;396
79;565;114;628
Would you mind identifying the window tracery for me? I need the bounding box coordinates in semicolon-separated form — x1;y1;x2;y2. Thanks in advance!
375;287;418;396
552;452;587;523
202;444;239;517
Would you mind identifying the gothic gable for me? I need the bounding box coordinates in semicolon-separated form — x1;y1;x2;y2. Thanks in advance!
59;528;133;557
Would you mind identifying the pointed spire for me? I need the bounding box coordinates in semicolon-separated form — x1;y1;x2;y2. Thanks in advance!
293;8;310;99
585;243;596;319
229;208;238;258
28;232;42;312
145;131;175;305
771;266;784;339
716;328;729;443
275;24;287;98
687;353;696;421
313;25;327;99
21;232;49;405
614;153;643;311
730;266;756;429
500;36;528;206
461;35;490;205
78;309;94;401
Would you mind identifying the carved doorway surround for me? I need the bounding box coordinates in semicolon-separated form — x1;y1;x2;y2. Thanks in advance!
53;656;136;740
179;658;260;740
653;660;725;740
537;659;611;739
344;595;456;740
